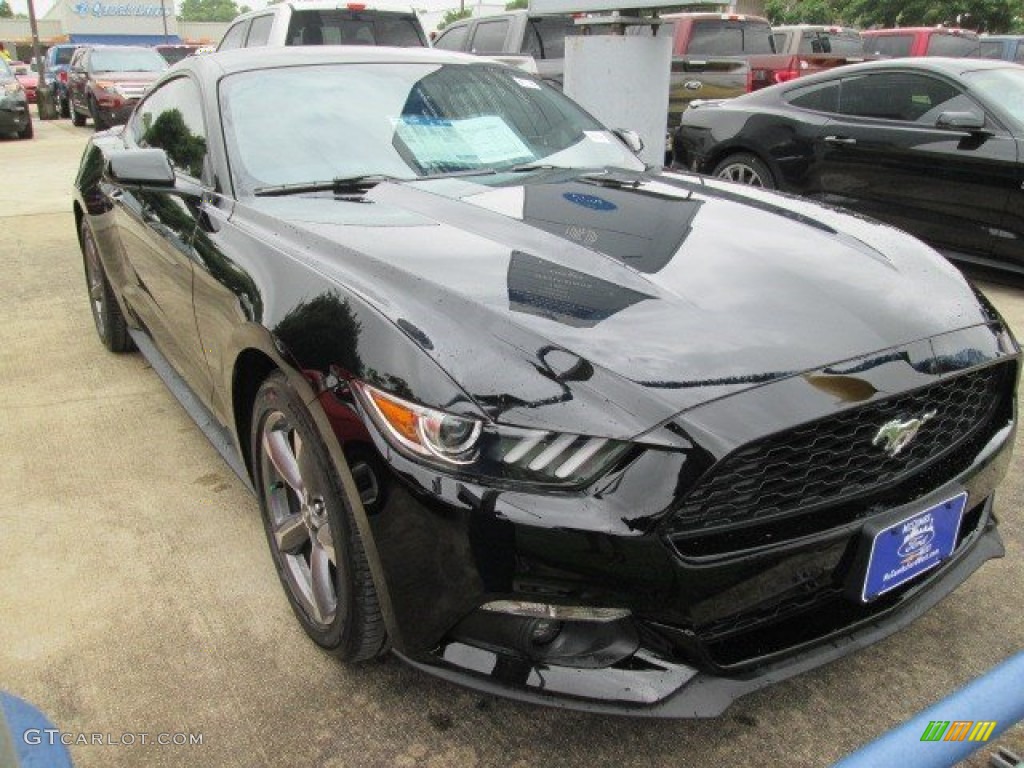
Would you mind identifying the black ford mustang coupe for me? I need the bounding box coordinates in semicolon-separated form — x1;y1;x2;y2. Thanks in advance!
74;47;1019;716
672;58;1024;275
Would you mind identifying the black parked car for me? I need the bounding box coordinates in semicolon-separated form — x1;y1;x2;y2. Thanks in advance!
75;46;1019;716
0;57;32;139
673;58;1024;274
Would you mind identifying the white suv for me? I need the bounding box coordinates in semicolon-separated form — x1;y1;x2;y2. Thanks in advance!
217;1;428;51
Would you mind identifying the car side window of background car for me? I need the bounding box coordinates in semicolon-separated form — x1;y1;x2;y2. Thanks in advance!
246;15;274;47
131;77;208;181
786;79;840;113
433;24;469;51
838;73;960;123
470;20;510;53
219;20;249;51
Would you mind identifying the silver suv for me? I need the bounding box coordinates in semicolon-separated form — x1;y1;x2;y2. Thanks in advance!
217;1;428;51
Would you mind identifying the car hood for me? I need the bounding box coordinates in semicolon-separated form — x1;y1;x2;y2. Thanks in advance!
241;170;990;438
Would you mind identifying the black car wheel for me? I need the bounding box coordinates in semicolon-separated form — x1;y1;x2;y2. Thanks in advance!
713;153;776;189
71;102;86;127
17;117;33;140
60;95;71;119
89;96;108;131
80;219;132;353
252;372;387;661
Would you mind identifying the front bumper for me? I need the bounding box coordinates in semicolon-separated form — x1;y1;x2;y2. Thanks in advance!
0;97;30;133
91;96;139;126
398;521;1004;717
322;324;1017;716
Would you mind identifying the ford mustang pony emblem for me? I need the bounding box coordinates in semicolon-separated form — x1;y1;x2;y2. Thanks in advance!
873;411;937;457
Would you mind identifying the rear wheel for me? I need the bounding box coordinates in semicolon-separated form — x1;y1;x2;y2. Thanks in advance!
712;152;776;189
17;117;33;140
251;372;387;661
80;218;131;353
59;94;71;119
71;102;85;127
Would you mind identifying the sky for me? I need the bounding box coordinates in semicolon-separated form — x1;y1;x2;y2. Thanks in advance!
7;0;469;17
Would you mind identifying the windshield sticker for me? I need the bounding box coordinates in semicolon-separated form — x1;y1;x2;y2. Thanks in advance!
393;115;533;169
513;77;542;90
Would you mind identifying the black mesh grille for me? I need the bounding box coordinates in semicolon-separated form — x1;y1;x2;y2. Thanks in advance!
669;364;1008;536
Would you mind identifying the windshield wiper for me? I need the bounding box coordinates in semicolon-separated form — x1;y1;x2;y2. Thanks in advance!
253;169;497;197
253;174;403;197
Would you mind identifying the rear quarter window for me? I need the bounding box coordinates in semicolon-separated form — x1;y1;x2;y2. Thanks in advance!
786;79;840;112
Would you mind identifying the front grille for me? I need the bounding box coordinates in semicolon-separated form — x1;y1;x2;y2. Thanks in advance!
669;363;1009;537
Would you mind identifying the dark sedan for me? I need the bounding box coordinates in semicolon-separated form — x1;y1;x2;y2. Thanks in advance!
0;58;32;139
75;47;1019;716
673;58;1024;274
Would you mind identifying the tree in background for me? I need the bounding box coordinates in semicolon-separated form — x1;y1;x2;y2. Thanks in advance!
0;0;12;18
763;0;1020;32
179;0;243;23
437;8;471;30
505;0;528;9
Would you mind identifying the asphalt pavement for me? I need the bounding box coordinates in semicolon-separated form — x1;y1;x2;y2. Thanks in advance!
0;119;1021;768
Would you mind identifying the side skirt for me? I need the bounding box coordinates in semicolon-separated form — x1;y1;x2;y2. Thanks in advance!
128;328;254;494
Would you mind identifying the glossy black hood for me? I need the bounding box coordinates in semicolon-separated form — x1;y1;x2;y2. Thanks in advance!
240;170;990;439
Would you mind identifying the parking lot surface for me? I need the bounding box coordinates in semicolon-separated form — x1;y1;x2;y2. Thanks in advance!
1;120;1021;768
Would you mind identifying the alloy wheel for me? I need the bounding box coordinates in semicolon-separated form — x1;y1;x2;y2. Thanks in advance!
716;162;766;187
82;227;107;339
260;412;339;628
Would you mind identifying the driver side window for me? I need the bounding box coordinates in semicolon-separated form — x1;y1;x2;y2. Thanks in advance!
130;77;209;181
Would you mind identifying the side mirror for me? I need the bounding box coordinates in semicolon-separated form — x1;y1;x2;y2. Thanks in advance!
105;149;175;188
935;111;985;132
612;128;644;155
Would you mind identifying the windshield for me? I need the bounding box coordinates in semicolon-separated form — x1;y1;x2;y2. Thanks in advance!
964;67;1024;125
286;10;426;46
221;62;644;194
157;46;195;64
926;33;980;57
55;47;77;65
800;31;864;55
688;21;775;55
89;48;168;73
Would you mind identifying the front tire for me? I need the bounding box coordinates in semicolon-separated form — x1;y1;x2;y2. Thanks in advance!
80;218;132;353
712;152;776;189
251;372;387;661
71;103;86;127
17;117;33;140
89;96;108;131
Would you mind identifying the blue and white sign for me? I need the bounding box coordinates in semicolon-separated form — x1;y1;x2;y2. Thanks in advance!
862;492;967;601
74;2;172;17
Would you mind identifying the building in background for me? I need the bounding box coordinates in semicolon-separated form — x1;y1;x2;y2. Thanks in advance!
0;0;229;59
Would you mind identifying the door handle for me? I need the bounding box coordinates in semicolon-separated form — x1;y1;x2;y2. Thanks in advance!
823;135;857;145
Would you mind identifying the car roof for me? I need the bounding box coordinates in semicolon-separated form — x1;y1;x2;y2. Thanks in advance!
772;24;860;33
861;27;976;35
229;1;418;22
773;55;1017;87
179;44;481;78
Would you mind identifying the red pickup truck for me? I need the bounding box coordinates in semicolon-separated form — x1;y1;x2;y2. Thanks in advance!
861;27;980;58
663;13;868;91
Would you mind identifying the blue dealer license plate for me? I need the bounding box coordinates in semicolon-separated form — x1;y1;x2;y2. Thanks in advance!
861;492;967;602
